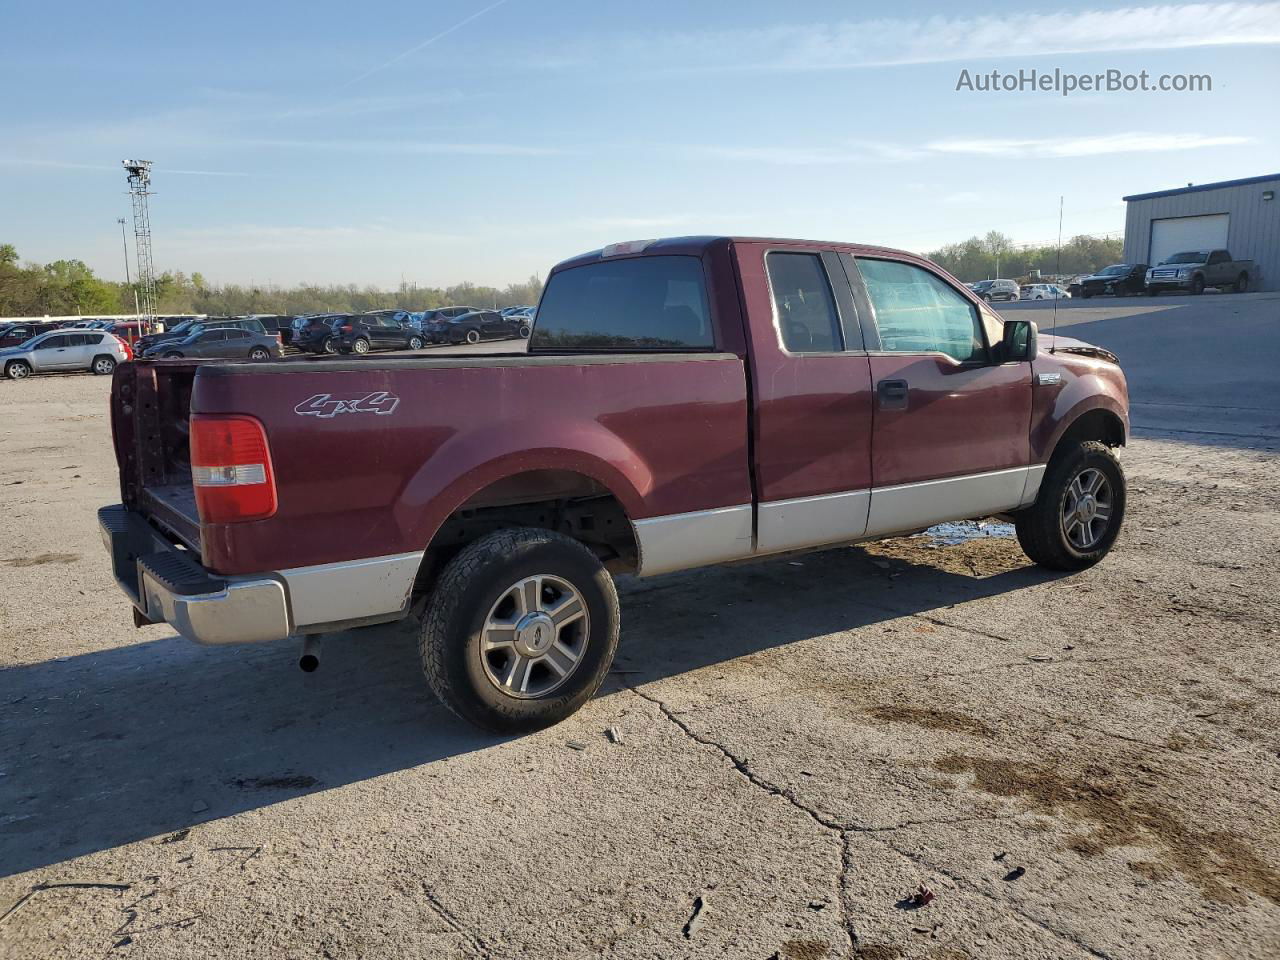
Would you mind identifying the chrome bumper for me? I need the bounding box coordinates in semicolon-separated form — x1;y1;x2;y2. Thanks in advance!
98;504;290;645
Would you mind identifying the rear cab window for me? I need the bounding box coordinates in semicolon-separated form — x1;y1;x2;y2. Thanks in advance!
531;255;713;351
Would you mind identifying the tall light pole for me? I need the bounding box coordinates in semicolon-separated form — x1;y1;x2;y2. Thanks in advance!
117;217;140;319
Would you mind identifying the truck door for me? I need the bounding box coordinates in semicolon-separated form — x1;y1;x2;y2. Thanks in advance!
847;255;1034;538
734;242;875;555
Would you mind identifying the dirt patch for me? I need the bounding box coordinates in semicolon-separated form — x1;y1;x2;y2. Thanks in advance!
936;754;1280;905
864;705;994;739
865;536;1027;578
783;938;832;959
2;553;79;567
854;946;900;960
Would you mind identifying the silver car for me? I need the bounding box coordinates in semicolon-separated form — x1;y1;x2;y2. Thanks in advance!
1;329;129;380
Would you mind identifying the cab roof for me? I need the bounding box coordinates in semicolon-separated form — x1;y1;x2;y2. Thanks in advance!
551;235;923;273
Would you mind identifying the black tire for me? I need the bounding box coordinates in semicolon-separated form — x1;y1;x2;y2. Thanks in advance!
91;355;116;375
352;338;370;355
1190;275;1205;295
5;359;32;381
1146;287;1158;296
465;328;481;345
1234;273;1248;293
249;347;270;361
1015;440;1126;571
419;528;620;733
323;337;337;354
518;325;531;339
163;352;183;360
408;335;424;350
1081;289;1092;299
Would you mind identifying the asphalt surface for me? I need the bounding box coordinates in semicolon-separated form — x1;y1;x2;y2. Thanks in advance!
1;299;1278;959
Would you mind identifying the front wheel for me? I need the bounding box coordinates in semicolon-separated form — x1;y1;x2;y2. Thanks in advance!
352;338;370;355
419;528;620;733
1015;440;1125;571
408;335;424;349
5;360;32;380
249;347;270;361
163;351;183;359
1190;275;1205;295
518;324;531;339
323;337;337;354
465;329;481;345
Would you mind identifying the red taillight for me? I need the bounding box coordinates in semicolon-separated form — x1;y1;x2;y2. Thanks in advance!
190;415;277;523
114;335;133;360
341;325;352;333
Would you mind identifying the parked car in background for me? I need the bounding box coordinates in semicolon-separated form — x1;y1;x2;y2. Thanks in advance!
426;309;532;344
972;279;1020;302
133;317;266;354
2;329;129;379
294;315;352;354
143;327;282;361
1070;264;1148;298
243;315;296;343
416;306;478;331
1020;284;1071;300
0;321;61;349
335;313;426;354
1145;249;1255;295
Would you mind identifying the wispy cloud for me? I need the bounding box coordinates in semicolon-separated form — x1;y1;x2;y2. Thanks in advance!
239;137;560;157
927;132;1255;157
343;0;511;87
699;131;1253;165
596;3;1280;70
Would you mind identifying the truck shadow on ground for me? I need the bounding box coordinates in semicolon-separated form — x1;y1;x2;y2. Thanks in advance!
0;540;1059;879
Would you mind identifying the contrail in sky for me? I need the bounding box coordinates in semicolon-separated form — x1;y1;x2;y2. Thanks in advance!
342;0;511;88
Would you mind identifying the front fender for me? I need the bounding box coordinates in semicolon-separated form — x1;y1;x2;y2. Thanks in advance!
396;419;654;553
1030;357;1129;462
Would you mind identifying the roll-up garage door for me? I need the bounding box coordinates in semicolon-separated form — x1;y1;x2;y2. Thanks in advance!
1149;214;1229;265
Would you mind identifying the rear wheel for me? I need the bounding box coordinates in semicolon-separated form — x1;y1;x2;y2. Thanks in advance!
1015;440;1125;571
163;351;183;360
419;528;620;733
518;325;531;338
323;337;337;354
91;355;116;375
5;360;31;380
352;338;370;355
465;329;481;345
408;335;424;349
249;347;270;361
1234;273;1249;293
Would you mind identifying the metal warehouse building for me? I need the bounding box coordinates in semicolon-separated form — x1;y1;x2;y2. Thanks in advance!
1122;173;1280;292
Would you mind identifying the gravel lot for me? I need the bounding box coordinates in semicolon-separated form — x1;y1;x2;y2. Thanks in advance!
2;296;1278;959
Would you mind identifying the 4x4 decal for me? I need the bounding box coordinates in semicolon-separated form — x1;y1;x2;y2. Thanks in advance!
294;391;400;419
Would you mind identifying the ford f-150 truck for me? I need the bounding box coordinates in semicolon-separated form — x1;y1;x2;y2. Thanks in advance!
1145;249;1255;294
100;236;1129;731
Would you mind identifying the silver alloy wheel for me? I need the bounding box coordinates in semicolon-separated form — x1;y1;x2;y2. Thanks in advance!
480;574;589;699
353;338;370;354
7;361;30;380
1062;467;1113;550
250;348;269;361
323;337;337;354
409;336;424;349
94;357;115;374
466;329;480;344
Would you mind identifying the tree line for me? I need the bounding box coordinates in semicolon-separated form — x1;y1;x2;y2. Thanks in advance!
925;231;1125;283
3;231;1126;318
0;243;543;318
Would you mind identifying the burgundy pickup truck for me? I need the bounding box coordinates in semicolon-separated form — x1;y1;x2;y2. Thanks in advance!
101;236;1128;731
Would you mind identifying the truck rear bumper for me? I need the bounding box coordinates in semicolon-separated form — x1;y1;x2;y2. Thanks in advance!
99;505;422;645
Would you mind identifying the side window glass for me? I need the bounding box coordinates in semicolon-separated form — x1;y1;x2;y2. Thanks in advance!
856;258;986;363
765;252;842;353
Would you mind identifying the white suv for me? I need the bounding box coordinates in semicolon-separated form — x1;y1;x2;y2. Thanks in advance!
1;329;130;380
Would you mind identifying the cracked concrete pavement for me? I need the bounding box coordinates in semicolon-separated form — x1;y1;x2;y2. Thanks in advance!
2;294;1279;959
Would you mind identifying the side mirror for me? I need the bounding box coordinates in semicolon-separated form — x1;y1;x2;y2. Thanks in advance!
1001;319;1037;362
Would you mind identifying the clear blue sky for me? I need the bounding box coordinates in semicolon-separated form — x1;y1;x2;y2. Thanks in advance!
2;0;1277;287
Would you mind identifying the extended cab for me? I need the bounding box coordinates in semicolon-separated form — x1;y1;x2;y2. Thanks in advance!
1145;249;1255;294
100;236;1129;731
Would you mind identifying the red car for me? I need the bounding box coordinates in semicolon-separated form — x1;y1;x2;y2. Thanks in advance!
100;236;1128;731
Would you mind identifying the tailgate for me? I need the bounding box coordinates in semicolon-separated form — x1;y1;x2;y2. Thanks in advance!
111;361;203;554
